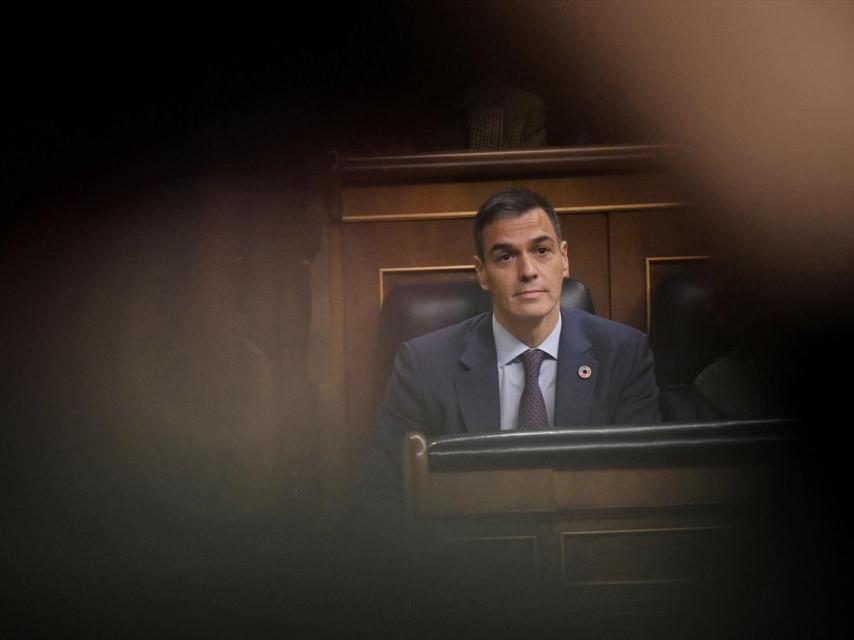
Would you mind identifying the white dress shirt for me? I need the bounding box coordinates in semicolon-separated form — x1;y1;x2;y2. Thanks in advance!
492;314;561;430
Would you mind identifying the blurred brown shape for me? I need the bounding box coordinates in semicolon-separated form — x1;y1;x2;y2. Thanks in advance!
561;0;854;319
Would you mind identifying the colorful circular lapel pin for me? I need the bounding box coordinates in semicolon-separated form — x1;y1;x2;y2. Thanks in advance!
578;365;592;379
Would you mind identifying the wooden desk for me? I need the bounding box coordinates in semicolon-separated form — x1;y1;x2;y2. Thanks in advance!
402;420;802;627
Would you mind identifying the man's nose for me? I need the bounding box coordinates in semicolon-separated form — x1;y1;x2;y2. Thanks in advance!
518;253;537;280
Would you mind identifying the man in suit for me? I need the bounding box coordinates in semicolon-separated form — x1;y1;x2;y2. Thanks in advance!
365;188;660;507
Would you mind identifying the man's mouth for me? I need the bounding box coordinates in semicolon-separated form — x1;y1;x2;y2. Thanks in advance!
515;289;546;298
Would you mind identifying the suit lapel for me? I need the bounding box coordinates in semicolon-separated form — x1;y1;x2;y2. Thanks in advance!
455;314;500;433
555;308;598;426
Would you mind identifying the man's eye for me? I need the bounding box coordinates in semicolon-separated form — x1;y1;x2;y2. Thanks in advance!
498;253;512;262
535;246;550;255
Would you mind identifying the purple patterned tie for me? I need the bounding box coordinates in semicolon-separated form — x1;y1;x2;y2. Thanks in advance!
518;349;548;429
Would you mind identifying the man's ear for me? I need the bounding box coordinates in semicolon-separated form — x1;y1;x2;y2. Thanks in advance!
560;240;570;278
473;255;490;291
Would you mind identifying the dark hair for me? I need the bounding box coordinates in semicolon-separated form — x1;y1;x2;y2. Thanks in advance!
473;188;562;259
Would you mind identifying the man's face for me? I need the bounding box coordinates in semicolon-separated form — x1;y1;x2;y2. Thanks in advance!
473;208;569;334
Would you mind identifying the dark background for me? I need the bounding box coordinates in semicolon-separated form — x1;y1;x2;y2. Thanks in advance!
3;3;655;221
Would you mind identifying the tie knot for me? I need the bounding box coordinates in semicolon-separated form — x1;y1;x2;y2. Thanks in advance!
520;349;545;379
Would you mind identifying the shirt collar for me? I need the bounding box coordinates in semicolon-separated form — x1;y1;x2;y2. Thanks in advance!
492;312;562;368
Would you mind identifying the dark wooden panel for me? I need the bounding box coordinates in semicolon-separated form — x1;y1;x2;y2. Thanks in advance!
562;213;610;318
561;526;737;585
337;144;681;185
342;173;682;220
341;217;475;467
608;208;713;331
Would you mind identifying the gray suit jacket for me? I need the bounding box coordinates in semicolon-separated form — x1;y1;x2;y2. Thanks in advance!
364;307;660;505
